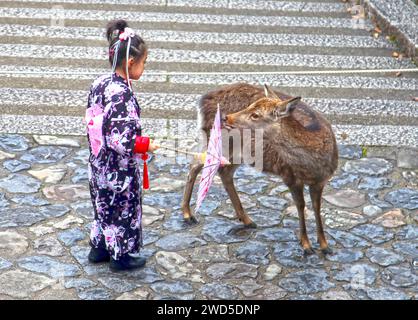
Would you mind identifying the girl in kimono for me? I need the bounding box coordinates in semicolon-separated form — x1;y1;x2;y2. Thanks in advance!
86;20;159;271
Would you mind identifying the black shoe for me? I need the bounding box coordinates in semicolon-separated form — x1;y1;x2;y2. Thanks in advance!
109;254;146;272
88;247;110;263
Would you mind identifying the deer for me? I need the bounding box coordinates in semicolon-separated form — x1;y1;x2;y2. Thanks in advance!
181;83;338;255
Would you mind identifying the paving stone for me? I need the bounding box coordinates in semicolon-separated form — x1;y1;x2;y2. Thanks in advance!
51;215;84;230
384;188;418;210
10;194;49;206
343;158;393;176
43;184;90;201
362;205;383;217
71;149;90;166
0;134;29;152
236;279;263;297
0;174;41;193
206;263;258;279
116;289;149;300
234;241;270;265
200;283;240;300
321;290;352;300
143;192;183;209
29;225;55;237
3;159;31;173
323;208;367;230
333;263;378;287
226;193;257;209
236;181;269;195
64;278;97;290
272;242;324;268
255;284;287;300
358;177;393;190
143;214;164;226
0;193;8;209
392;241;418;259
372;209;406;228
162;211;195;231
127;267;165;284
278;269;335;294
323;189;366;208
397;148;418;169
351;224;394;244
257;196;287;210
155;233;206;251
366;286;411;300
18;255;81;278
28;165;67;184
255;228;298;242
0;257;12;270
190;245;230;263
0;231;29;258
0;205;70;228
402;171;417;187
202;217;255;244
151;281;194;295
150;177;186;192
381;265;417;288
98;277;138;294
71;167;88;184
368;192;393;209
264;264;282;281
34;236;66;257
143;230;161;246
326;248;364;263
338;145;363;159
396;225;418;240
155;251;189;279
33;135;80;147
70;201;93;219
77;287;113;300
268;185;289;196
0;270;56;299
326;229;370;248
247;210;284;228
0;150;15;161
366;247;405;267
284;205;315;221
330;173;360;189
196;199;220;216
58;228;86;246
20;146;71;164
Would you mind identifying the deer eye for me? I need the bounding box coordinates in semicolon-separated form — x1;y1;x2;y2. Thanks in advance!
250;113;260;120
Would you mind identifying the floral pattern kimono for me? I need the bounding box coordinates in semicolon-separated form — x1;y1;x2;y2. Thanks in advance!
86;73;143;260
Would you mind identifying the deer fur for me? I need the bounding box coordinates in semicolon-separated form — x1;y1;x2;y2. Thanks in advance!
181;83;338;254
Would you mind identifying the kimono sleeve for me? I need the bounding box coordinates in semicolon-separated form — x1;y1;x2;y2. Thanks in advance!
103;89;140;157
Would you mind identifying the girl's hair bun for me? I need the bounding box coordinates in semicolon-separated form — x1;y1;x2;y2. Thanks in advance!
106;19;129;43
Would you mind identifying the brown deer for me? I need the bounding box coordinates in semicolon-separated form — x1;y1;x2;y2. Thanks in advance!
181;83;338;255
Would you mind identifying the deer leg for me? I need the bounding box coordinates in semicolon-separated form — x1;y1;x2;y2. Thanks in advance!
309;183;332;255
181;160;204;224
219;165;257;228
289;183;313;255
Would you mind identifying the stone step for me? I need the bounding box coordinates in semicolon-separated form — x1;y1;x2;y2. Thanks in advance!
0;24;394;50
1;88;417;121
0;44;414;70
1;65;416;101
0;7;374;30
1;114;417;147
0;0;348;14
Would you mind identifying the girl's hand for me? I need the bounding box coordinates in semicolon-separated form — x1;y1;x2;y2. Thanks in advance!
148;140;160;153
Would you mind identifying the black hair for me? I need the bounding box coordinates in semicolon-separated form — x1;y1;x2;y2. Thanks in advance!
106;19;147;68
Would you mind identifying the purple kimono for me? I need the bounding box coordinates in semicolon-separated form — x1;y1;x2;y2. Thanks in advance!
86;73;143;260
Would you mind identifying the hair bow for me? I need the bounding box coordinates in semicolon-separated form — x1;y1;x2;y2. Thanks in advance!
119;27;135;41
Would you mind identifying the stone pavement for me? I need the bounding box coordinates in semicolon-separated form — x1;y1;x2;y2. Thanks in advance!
0;133;417;300
0;0;417;300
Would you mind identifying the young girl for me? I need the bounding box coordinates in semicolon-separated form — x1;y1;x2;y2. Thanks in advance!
85;19;159;271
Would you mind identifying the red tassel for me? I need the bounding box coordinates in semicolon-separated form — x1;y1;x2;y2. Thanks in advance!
141;153;149;190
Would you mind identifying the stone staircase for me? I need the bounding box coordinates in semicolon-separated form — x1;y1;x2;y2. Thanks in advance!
0;0;417;146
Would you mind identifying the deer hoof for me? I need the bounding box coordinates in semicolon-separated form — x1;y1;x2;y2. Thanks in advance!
303;247;315;256
320;247;333;255
244;221;257;229
184;215;199;225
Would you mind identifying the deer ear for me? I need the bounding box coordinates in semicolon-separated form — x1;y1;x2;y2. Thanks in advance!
264;84;280;100
272;96;301;120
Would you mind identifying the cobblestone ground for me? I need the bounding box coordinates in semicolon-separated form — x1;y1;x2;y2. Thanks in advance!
0;133;417;300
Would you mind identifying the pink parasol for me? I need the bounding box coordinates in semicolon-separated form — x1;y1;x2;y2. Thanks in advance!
195;104;230;212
